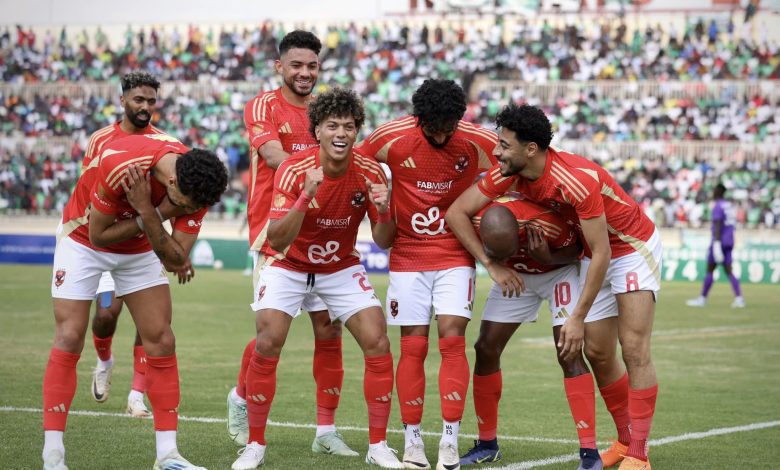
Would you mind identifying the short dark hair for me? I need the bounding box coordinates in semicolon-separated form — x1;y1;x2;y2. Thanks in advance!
279;30;322;56
714;183;727;198
496;103;554;149
120;71;160;94
307;87;365;139
412;79;466;131
175;148;228;207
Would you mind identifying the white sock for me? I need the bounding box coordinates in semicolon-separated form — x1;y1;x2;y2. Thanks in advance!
155;430;177;460
128;389;144;402
404;423;423;447
440;420;460;446
230;387;246;405
43;430;64;457
369;440;388;450
316;424;337;437
97;356;113;369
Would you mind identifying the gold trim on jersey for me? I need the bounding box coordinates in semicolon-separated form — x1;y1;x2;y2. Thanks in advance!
250;220;271;251
529;217;563;238
400;155;417;168
577;167;600;182
279;155;317;192
606;224;661;285
83;125;116;168
551;162;588;203
57;210;90;243
249;148;260;200
600;184;631;207
253;93;276;123
354;154;387;184
368;117;416;145
457;122;499;143
373;135;404;163
487;166;510;187
106;155;155;190
466;140;494;171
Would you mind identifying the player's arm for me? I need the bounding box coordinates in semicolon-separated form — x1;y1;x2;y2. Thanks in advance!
712;211;725;263
169;229;198;284
259;140;290;170
367;180;395;249
245;98;288;169
446;184;525;296
267;167;323;252
557;214;611;361
88;205;145;247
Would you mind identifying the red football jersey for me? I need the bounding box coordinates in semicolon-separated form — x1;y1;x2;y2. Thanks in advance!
244;88;317;253
473;196;580;274
60;123;163;241
82;134;207;254
267;147;387;274
357;116;497;271
478;147;656;258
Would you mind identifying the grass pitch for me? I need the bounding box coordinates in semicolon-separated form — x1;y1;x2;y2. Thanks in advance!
1;264;779;469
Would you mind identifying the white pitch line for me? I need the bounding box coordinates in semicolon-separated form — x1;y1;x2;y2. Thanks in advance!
0;406;579;444
490;420;780;469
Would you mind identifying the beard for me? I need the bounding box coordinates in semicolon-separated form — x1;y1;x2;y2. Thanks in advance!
423;134;452;149
284;75;315;97
127;110;151;129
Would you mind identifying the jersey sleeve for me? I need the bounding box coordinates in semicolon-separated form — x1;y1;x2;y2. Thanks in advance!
460;122;499;170
569;181;604;220
477;164;516;199
357;154;389;224
357;118;413;164
268;160;301;220
89;159;127;215
172;208;207;234
244;95;280;151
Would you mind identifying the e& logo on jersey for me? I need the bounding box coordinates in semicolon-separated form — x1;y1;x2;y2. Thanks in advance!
411;207;446;236
308;241;341;264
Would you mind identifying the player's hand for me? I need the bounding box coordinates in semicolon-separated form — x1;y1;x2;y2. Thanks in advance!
120;164;154;215
174;259;195;285
304;167;324;198
712;241;725;264
366;180;390;214
485;261;525;297
558;314;585;361
527;224;553;264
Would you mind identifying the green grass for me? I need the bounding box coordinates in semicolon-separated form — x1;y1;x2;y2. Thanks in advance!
1;264;779;469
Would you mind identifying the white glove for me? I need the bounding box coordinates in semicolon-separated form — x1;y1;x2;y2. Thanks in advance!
712;241;725;264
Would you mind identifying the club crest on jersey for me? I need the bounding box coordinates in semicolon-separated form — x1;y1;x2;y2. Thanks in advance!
274;194;286;208
455;155;469;172
390;299;399;317
257;285;266;301
351;191;366;208
54;270;66;287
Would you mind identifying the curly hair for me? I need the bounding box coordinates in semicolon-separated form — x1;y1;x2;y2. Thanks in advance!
175;148;228;208
120;71;160;94
279;30;322;56
307;87;365;139
411;79;466;131
496;103;554;149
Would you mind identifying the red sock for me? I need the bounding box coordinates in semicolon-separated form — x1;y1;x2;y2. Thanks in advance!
145;354;179;431
564;373;597;449
364;353;394;444
246;351;279;445
236;338;257;400
473;371;502;441
439;336;469;423
313;338;343;426
599;372;631;445
626;384;658;461
396;336;428;425
43;348;80;431
131;345;146;392
93;334;113;361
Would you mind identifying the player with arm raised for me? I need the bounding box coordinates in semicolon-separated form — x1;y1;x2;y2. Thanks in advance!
446;104;661;470
357;79;497;470
230;88;403;470
44;133;227;470
226;30;357;457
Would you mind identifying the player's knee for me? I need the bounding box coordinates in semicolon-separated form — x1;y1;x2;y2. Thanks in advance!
313;320;342;340
54;326;87;353
142;327;176;355
93;306;120;326
620;343;652;371
255;333;285;357
473;337;501;367
557;353;590;377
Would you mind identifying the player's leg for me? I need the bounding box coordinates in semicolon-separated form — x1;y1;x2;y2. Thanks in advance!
232;265;305;470
127;329;151;417
320;265;402;469
387;271;435;468
307;303;354;455
431;267;475;470
90;272;122;403
44;236;104;470
686;245;717;307
722;247;744;307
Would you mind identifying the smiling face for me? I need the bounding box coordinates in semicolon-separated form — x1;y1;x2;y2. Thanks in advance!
315;115;358;163
120;85;157;130
276;47;319;98
494;127;538;177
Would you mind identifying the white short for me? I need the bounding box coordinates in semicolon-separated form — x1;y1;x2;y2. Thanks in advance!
251;252;327;313
251;264;381;323
51;236;168;300
97;272;115;294
482;264;586;327
581;228;663;319
385;267;476;326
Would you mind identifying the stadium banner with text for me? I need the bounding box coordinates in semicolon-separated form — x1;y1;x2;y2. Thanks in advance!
0;234;56;264
662;243;780;284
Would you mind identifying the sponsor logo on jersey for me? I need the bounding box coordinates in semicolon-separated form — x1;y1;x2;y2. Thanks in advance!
416;180;453;194
54;269;66;287
400;156;417;168
253;123;265;133
316;216;352;229
274;194;286;208
411;207;447;236
390;298;399;317
308;241;341;264
291;143;314;152
351;191;366;208
455;155;469;172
